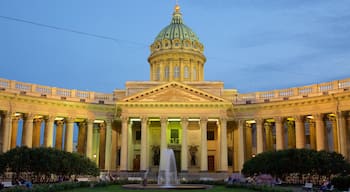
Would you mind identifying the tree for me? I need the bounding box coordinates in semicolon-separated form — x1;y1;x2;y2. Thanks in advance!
0;146;99;183
242;149;350;181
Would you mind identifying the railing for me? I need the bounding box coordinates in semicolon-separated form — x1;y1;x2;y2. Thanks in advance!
1;77;350;105
235;78;350;104
0;78;114;104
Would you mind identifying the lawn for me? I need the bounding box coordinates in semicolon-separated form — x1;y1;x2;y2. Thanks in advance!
64;184;255;192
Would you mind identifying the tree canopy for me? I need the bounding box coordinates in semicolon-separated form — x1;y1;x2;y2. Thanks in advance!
242;149;350;179
0;146;99;181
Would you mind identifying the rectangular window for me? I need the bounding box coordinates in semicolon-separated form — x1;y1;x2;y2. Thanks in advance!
207;130;215;140
170;129;179;144
135;130;141;140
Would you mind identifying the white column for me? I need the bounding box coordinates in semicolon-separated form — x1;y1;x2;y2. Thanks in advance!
220;117;228;172
295;115;305;149
22;113;34;148
2;111;12;152
120;116;128;171
86;119;94;159
44;116;55;147
105;119;112;170
200;117;208;172
337;112;348;158
181;117;188;172
315;113;326;151
275;117;284;150
238;120;245;172
160;117;167;153
64;117;74;152
256;118;264;154
140;116;148;171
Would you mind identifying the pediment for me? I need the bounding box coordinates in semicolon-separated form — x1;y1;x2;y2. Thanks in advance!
121;82;228;103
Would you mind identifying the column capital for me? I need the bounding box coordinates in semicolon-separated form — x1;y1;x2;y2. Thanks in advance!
44;116;55;122
220;117;227;123
313;113;324;121
141;116;148;123
293;115;304;122
86;119;94;124
274;116;283;123
160;116;168;124
200;116;208;123
104;118;113;124
23;113;34;121
65;117;75;124
255;118;263;124
181;117;189;126
121;115;128;122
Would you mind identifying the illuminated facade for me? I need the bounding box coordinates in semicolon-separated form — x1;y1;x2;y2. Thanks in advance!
0;5;350;176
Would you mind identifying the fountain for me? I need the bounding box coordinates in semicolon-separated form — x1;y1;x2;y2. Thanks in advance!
157;148;179;186
122;148;211;190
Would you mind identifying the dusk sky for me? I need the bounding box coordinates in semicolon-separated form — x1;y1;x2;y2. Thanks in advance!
1;0;350;94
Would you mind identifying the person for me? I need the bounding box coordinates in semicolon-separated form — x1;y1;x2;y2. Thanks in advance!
320;179;331;191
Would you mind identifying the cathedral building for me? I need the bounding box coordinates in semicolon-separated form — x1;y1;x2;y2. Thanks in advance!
0;4;350;176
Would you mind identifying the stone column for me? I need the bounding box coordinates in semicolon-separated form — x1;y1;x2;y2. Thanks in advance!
120;116;128;171
86;119;94;159
32;118;43;148
337;112;348;158
77;122;87;155
329;115;339;152
200;117;208;172
22;113;34;148
295;115;305;149
64;117;74;152
181;117;188;172
287;120;296;149
275;117;284;150
308;118;316;150
256;119;264;154
220;117;228;172
160;116;168;153
264;122;274;151
2;111;12;152
105;119;112;170
10;116;20;149
55;120;64;150
315;113;326;151
245;122;252;160
43;116;55;147
99;122;106;169
238;120;245;172
140;116;148;171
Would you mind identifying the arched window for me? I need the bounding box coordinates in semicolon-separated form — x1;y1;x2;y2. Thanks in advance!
164;66;169;80
174;66;180;79
184;66;189;79
193;67;197;80
156;67;160;80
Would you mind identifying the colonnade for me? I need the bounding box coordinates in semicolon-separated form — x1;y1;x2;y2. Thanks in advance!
119;116;228;172
237;112;349;170
0;110;115;170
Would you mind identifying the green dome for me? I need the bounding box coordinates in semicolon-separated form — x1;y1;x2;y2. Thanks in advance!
154;5;200;43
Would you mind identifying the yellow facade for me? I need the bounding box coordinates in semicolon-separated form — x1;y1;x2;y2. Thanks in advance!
0;4;350;178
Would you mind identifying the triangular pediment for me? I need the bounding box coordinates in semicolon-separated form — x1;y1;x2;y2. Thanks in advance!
121;82;228;103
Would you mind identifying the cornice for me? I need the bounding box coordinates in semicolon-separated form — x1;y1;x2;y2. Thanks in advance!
0;92;114;112
233;92;350;112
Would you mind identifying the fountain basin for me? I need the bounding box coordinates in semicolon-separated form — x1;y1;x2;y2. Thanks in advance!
122;184;212;190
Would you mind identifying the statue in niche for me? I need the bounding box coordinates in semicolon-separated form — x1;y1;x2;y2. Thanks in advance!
189;145;198;166
152;145;160;166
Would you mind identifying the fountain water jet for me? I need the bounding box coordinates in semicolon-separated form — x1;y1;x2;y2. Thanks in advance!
122;148;211;190
158;149;179;186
